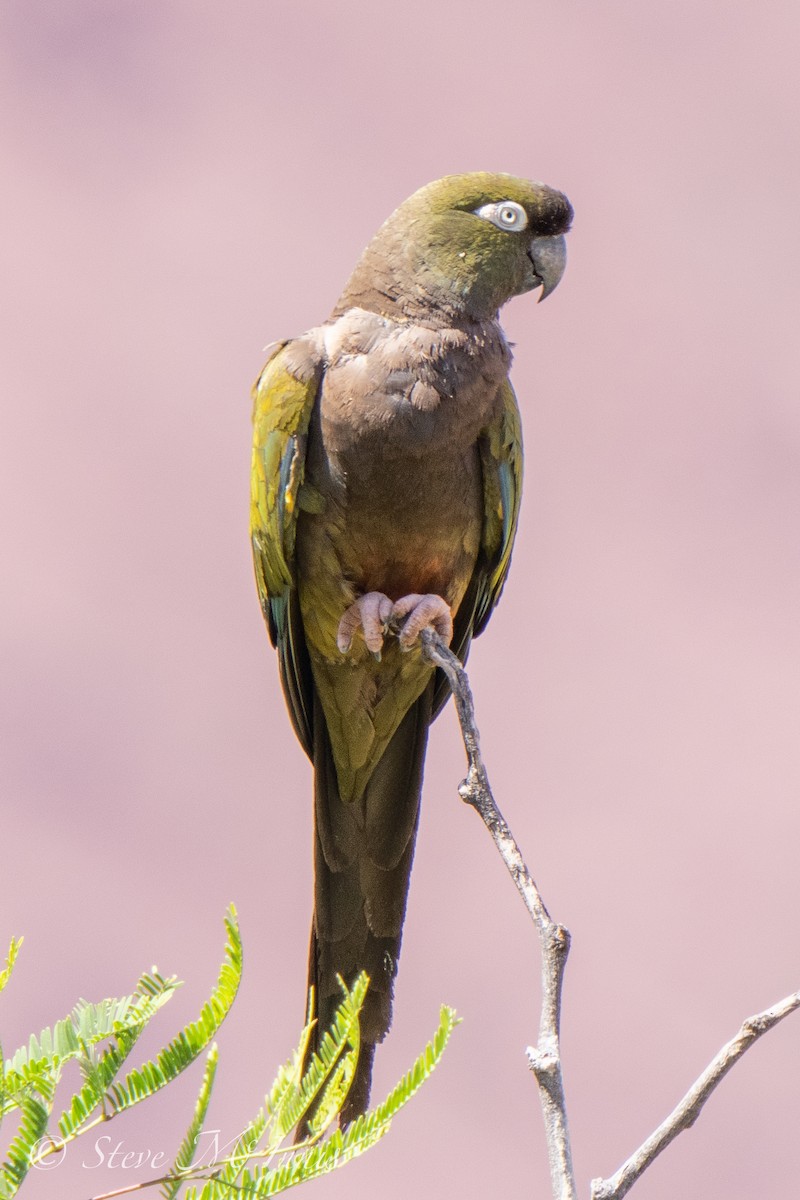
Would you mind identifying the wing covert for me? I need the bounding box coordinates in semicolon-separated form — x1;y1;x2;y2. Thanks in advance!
432;378;523;718
473;377;523;636
250;338;322;754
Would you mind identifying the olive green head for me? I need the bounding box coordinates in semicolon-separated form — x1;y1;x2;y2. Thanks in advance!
335;172;573;324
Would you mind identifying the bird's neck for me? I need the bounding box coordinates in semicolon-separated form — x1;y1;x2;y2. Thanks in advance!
331;224;498;328
333;274;474;329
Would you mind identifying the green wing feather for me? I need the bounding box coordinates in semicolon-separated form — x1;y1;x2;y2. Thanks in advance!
250;341;322;754
473;376;523;635
434;378;522;717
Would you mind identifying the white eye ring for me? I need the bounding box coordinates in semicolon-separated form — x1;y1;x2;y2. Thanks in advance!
474;200;528;233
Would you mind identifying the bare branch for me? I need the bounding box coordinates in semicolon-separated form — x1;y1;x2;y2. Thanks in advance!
421;630;577;1200
422;629;800;1199
590;990;800;1199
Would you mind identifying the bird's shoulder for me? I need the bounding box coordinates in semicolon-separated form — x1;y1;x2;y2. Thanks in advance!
250;335;325;610
319;307;511;379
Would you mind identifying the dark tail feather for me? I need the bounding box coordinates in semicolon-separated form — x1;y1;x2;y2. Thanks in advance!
307;682;433;1125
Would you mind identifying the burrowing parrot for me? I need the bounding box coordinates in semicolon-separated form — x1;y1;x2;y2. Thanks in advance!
250;172;572;1119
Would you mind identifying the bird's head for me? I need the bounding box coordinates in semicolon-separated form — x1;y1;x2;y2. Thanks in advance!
335;172;573;325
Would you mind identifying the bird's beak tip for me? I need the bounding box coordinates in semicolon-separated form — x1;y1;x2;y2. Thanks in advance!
529;233;567;302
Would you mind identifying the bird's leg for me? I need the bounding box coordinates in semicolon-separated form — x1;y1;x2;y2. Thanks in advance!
337;592;394;654
391;594;453;649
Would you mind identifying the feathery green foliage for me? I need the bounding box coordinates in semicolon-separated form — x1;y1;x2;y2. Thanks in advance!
0;1096;49;1198
195;974;368;1200
58;907;241;1139
196;1002;458;1200
0;938;21;1146
0;907;241;1193
161;1044;219;1200
0;942;22;999
1;909;456;1197
3;979;181;1117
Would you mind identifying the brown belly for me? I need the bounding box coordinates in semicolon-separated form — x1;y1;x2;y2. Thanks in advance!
335;436;482;596
353;541;469;606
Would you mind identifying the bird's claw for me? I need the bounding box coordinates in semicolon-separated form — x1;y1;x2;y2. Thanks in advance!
337;592;454;656
337;592;394;654
390;594;453;649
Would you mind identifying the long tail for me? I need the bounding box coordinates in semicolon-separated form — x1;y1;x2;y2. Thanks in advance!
308;681;434;1123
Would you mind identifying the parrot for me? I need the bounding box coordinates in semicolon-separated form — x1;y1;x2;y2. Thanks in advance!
250;172;572;1121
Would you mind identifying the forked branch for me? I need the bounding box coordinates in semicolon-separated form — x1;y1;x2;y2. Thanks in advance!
421;630;799;1200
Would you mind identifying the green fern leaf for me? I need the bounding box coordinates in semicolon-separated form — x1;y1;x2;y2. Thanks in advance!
276;974;367;1141
0;941;22;998
0;941;17;1132
3;976;180;1118
184;999;456;1200
59;906;241;1137
0;1095;49;1198
237;1003;458;1198
189;977;367;1200
260;1012;313;1144
160;1043;219;1200
193;1020;312;1196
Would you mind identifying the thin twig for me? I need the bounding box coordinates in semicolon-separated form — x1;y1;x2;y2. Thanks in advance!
90;1178;174;1199
421;631;577;1200
590;989;800;1199
421;631;800;1198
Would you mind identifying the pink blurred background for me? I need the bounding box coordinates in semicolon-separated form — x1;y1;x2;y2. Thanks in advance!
2;1;799;1196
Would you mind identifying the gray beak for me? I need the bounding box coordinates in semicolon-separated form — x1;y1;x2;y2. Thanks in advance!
529;234;567;301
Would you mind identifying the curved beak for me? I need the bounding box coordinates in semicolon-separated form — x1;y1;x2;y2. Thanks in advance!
529;233;567;301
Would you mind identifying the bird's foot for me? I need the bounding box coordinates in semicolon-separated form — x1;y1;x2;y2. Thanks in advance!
391;593;453;650
337;592;453;656
337;592;394;655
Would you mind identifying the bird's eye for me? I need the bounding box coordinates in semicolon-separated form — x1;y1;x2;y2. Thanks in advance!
473;200;529;233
